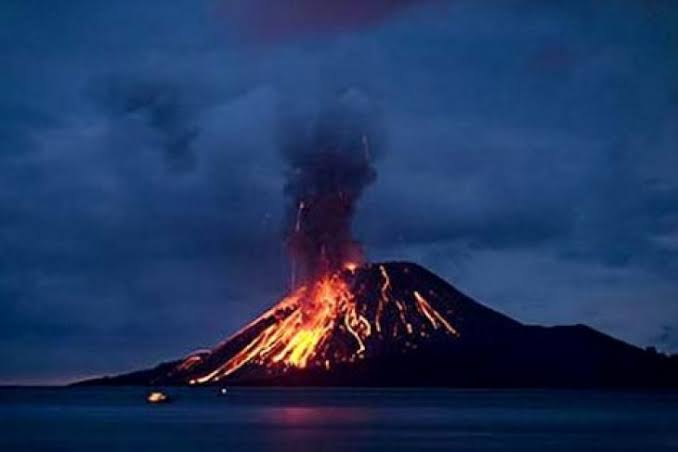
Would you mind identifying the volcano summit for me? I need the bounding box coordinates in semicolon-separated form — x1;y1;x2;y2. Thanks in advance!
81;261;678;388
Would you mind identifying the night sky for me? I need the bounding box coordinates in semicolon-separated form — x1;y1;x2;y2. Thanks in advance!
2;1;678;385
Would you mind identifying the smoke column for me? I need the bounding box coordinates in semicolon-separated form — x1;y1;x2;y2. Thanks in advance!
280;90;382;285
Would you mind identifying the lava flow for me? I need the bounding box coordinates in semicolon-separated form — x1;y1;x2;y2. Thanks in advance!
173;263;460;385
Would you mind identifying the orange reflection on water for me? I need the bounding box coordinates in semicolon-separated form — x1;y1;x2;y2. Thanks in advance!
263;406;373;426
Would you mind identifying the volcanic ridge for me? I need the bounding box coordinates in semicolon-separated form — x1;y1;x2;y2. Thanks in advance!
80;261;678;388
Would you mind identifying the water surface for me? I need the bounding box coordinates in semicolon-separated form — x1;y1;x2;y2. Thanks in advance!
1;387;677;451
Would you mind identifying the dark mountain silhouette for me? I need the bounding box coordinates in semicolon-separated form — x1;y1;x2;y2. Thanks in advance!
77;262;678;388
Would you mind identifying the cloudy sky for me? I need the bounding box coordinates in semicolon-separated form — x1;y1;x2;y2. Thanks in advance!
2;0;677;384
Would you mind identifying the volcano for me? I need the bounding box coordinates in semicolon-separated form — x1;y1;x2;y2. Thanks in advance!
77;96;678;388
80;261;678;388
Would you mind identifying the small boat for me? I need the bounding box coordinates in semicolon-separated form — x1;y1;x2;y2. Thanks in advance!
146;391;170;404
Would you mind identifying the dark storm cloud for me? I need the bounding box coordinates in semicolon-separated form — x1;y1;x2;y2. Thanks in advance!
2;0;678;383
88;76;200;172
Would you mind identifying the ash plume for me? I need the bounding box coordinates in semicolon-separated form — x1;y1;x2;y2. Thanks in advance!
280;90;383;284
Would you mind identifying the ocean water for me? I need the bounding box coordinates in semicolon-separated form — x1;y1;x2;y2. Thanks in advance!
1;387;677;451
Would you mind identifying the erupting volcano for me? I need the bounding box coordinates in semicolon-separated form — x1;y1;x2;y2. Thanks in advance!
169;262;463;385
79;94;678;389
163;91;465;385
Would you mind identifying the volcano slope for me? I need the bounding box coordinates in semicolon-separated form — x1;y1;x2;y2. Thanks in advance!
79;262;678;388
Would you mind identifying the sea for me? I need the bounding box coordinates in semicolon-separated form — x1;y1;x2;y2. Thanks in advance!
1;387;677;451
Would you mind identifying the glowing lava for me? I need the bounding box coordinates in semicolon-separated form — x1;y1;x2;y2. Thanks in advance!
179;264;460;385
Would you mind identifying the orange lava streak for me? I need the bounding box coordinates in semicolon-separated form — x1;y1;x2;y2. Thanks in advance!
413;291;459;336
192;275;358;382
184;266;462;384
177;355;203;371
344;311;366;354
376;265;391;333
394;299;413;334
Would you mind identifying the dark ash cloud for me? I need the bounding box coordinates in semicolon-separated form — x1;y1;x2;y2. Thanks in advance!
279;89;383;281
